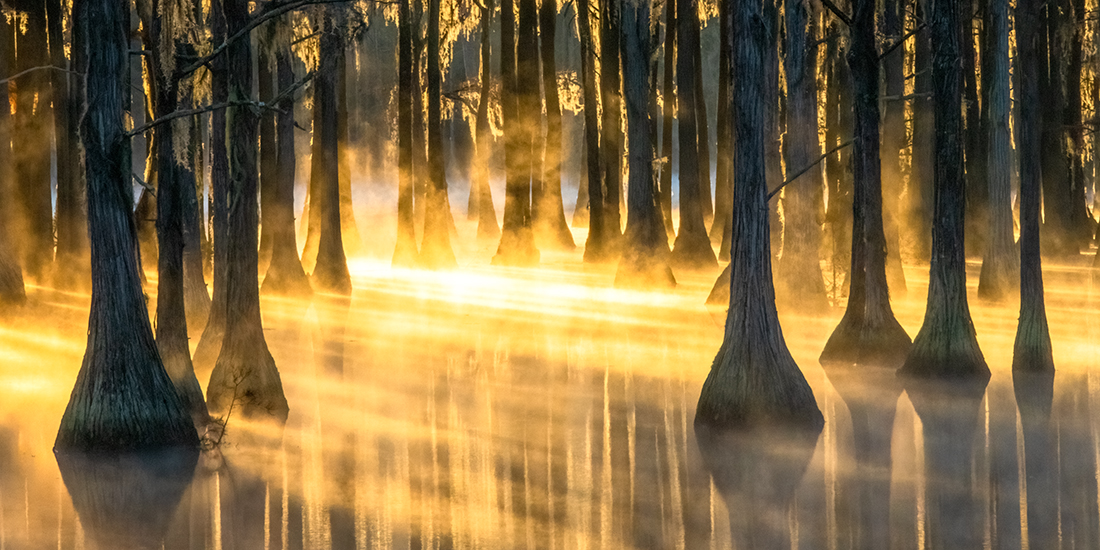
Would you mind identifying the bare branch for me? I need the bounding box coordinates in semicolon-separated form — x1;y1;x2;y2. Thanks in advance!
0;65;81;85
879;22;925;59
767;139;854;200
818;0;852;27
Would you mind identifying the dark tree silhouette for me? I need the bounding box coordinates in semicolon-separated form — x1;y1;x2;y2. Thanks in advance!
258;41;278;274
670;0;717;271
977;0;1019;301
145;0;208;422
777;0;827;311
615;0;674;288
471;0;500;243
205;0;289;422
909;7;934;261
492;0;540;266
1013;0;1054;373
56;0;197;451
579;0;609;263
599;0;623;249
419;0;458;269
311;11;355;291
192;0;231;377
393;0;420;267
820;0;911;367
709;0;732;251
658;0;676;241
535;0;576;251
695;0;822;430
49;0;86;289
0;12;24;306
899;0;988;379
879;0;906;295
262;40;313;298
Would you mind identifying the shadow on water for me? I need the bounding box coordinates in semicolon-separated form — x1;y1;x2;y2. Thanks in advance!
902;376;988;550
822;362;902;550
695;422;822;550
55;446;199;550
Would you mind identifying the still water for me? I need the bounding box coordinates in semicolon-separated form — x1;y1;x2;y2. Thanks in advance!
1;252;1099;549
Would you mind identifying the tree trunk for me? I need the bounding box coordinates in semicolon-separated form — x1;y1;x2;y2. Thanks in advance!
909;7;934;261
962;0;987;256
710;0;732;251
977;0;1019;301
1066;0;1092;251
615;0;674;288
777;0;827;311
821;0;912;367
536;0;576;250
880;0;907;295
823;29;852;296
49;0;86;289
473;0;501;243
192;0;231;378
492;0;540;265
692;18;712;229
670;0;717;271
56;0;198;451
1039;0;1076;255
337;51;363;257
13;1;53;281
0;12;24;305
419;0;457;269
659;0;676;241
311;12;355;291
205;0;289;422
1012;0;1054;372
579;0;607;262
899;0;989;379
146;0;208;422
262;40;312;298
599;0;623;246
695;0;823;431
393;0;420;266
179;78;211;336
258;50;277;274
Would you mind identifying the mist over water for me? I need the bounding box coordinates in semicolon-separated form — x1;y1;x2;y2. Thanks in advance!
2;212;1100;549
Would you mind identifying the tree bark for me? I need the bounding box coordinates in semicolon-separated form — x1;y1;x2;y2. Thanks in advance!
419;0;457;269
1039;0;1075;255
823;28;852;295
393;0;420;266
472;0;501;243
179;79;211;335
880;0;907;295
710;0;732;251
261;40;312;298
962;0;987;256
909;5;934;261
49;0;86;289
311;10;355;291
599;0;623;245
659;0;676;241
695;0;823;431
13;1;53;281
777;0;827;311
670;0;717;271
579;0;607;262
899;0;989;379
258;49;277;274
192;0;231;378
0;12;24;306
492;0;540;265
205;0;289;422
615;0;674;288
691;16;712;229
536;0;576;250
1013;0;1054;372
56;0;197;451
977;0;1019;301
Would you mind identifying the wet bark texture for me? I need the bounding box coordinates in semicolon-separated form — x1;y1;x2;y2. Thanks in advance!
900;0;989;379
206;0;289;423
56;0;197;451
696;0;822;431
1013;0;1054;372
615;0;674;288
977;0;1019;301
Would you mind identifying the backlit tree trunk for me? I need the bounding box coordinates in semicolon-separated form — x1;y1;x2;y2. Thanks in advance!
419;0;458;268
710;0;732;252
658;0;676;241
393;0;420;266
49;0;86;289
536;0;576;250
599;0;623;245
0;11;24;306
472;0;501;243
880;0;906;294
56;0;197;451
579;0;608;262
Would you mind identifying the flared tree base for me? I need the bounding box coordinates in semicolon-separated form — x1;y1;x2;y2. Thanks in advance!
206;328;289;424
671;230;718;271
56;349;199;452
0;253;26;306
159;344;209;425
1012;309;1054;373
191;314;225;382
419;234;458;271
820;310;913;367
898;313;989;380
536;217;576;252
492;229;540;267
312;260;353;297
183;275;211;336
977;255;1019;303
696;338;824;431
262;259;314;300
49;253;90;293
392;233;421;268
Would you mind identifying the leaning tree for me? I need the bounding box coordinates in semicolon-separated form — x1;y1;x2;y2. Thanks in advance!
899;0;988;379
56;0;197;451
